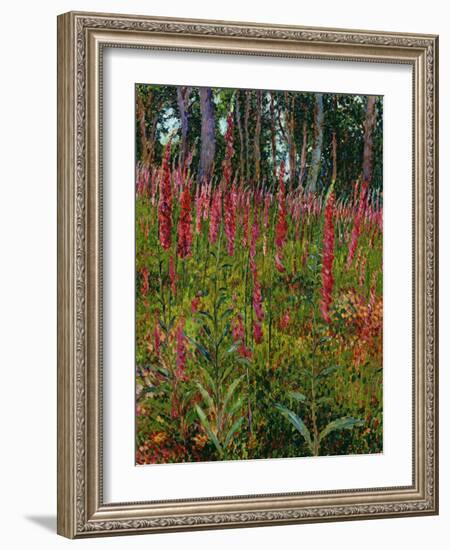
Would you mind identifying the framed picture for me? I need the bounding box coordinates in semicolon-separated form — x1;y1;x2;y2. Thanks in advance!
57;11;439;538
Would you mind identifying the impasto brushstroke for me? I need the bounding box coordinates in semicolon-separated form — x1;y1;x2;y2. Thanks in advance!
135;84;383;464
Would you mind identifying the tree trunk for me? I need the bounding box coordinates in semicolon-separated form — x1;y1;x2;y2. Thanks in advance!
235;91;245;184
199;87;216;182
254;91;262;184
244;91;251;182
362;95;377;184
298;117;308;188
137;91;154;167
270;93;277;183
284;92;297;185
306;93;324;193
331;131;337;184
177;86;191;167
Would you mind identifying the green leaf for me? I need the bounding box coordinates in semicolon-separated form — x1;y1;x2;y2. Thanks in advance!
155;366;169;378
168;316;176;330
289;391;308;403
228;396;244;417
180;388;195;409
216;294;228;310
317;364;342;379
223;376;245;413
224;417;245;448
275;403;313;451
227;344;238;354
220;363;236;384
195;405;222;455
199;366;216;396
184;407;198;427
220;308;234;320
319;417;364;442
140;386;162;398
196;382;215;413
186;336;212;363
197;310;214;322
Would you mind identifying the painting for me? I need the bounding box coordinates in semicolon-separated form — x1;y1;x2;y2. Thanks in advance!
135;84;383;465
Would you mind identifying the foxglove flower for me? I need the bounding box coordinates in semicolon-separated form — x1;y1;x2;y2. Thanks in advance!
320;191;336;323
275;161;288;251
140;266;149;297
347;181;368;268
208;187;222;244
177;183;193;259
158;141;173;250
224;182;237;256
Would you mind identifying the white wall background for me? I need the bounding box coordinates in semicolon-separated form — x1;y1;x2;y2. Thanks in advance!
0;0;447;548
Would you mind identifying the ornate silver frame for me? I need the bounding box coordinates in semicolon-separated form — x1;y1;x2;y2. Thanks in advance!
57;11;439;538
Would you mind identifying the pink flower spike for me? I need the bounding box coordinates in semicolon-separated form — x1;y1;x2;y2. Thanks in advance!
208;187;222;245
274;253;286;273
177;183;193;259
253;321;263;344
320;191;336;323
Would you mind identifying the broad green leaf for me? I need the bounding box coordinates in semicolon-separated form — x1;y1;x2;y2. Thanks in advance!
221;363;236;384
224;417;245;448
228;396;244;417
184;407;198;427
223;376;245;413
196;382;215;413
195;405;222;455
319;417;364;442
275;403;313;452
199;366;216;394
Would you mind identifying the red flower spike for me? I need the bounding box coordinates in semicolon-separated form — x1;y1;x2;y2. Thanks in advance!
320;191;336;323
208;187;222;245
177;183;193;259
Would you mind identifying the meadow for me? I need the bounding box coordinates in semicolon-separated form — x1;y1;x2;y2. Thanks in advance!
135;87;383;464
